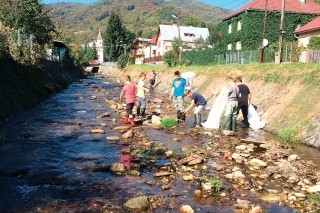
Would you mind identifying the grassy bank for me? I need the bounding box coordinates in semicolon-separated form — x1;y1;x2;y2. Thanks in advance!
123;62;320;144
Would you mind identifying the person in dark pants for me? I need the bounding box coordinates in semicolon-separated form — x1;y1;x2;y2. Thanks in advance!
119;75;137;127
235;76;251;128
220;77;239;131
149;70;156;88
183;89;207;128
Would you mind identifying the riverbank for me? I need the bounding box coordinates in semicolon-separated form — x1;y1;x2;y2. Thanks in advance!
0;59;86;124
100;63;320;148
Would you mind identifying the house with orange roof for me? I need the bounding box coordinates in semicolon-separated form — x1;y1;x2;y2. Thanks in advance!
219;0;320;52
294;16;320;47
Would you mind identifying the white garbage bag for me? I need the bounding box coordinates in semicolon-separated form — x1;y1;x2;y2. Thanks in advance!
247;104;266;129
181;72;195;90
202;87;229;129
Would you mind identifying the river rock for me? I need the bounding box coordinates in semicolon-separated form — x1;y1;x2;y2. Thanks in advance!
187;158;203;166
307;185;320;193
152;98;164;104
179;205;195;213
288;154;298;162
182;174;194;181
123;197;149;211
260;194;283;203
225;171;245;179
106;136;120;141
122;130;134;139
153;172;172;177
177;156;194;165
234;199;251;209
294;192;306;198
114;126;130;130
90;129;105;134
151;115;162;125
249;158;267;167
235;144;247;151
110;163;125;172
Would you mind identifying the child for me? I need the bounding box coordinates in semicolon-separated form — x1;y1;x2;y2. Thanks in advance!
119;75;137;127
183;89;207;128
136;72;149;118
169;71;187;121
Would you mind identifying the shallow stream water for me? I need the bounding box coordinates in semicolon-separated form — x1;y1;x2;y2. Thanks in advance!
0;75;319;213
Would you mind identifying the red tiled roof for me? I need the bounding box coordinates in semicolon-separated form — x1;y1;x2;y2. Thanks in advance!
294;16;320;34
223;0;320;20
148;35;157;45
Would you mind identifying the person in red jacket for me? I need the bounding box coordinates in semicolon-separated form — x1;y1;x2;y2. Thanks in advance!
119;75;137;127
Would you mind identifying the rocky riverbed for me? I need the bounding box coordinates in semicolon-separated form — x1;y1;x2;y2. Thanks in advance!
1;74;319;213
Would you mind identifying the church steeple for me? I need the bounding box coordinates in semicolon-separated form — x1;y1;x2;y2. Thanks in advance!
97;28;102;41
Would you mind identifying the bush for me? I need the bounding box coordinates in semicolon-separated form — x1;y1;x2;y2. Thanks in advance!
163;51;178;67
278;127;299;144
117;53;129;69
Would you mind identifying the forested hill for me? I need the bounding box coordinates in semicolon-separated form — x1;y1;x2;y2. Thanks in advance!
47;0;231;44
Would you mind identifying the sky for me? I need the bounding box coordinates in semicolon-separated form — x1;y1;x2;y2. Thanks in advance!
41;0;250;11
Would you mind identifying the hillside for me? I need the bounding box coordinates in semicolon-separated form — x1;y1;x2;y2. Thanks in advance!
47;0;230;44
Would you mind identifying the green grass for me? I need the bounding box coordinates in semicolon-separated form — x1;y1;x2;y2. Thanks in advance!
159;118;177;128
278;127;299;144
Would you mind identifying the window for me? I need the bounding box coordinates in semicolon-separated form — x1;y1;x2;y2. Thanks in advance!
153;50;156;55
236;41;241;50
184;33;195;37
237;20;242;31
227;43;232;50
228;24;232;33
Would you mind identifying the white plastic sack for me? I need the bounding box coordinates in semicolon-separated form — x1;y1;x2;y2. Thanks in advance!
181;72;195;90
247;104;266;130
202;87;229;129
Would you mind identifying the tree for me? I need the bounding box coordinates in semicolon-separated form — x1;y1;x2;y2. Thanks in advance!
307;37;320;50
0;0;55;47
103;10;126;61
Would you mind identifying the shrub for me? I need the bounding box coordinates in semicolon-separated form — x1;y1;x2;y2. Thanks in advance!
159;118;177;128
278;127;299;144
163;51;178;67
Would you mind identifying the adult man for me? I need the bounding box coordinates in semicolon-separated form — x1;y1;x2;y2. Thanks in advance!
169;71;187;121
220;77;239;131
235;77;251;127
183;89;207;128
149;70;156;88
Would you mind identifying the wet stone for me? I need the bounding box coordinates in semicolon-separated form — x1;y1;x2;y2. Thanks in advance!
123;197;149;211
110;163;125;173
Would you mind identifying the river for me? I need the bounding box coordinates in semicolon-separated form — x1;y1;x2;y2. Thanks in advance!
0;75;318;212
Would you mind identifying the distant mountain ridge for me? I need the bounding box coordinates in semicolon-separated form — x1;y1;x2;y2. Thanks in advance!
47;0;231;44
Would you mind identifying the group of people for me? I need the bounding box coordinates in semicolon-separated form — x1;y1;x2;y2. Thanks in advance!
119;69;251;132
168;71;251;131
119;71;156;127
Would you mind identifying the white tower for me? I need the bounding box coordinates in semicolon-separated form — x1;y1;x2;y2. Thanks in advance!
96;28;104;63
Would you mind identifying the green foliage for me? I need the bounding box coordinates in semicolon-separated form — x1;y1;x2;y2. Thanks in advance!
183;48;223;66
62;48;74;68
307;37;320;50
159;118;177;128
117;53;129;69
0;129;5;142
163;51;178;67
208;177;222;192
217;11;316;52
278;127;299;144
0;0;55;46
84;44;98;61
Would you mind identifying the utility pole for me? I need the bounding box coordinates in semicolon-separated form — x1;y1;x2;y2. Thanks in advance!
259;0;268;63
124;43;126;55
276;0;286;64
